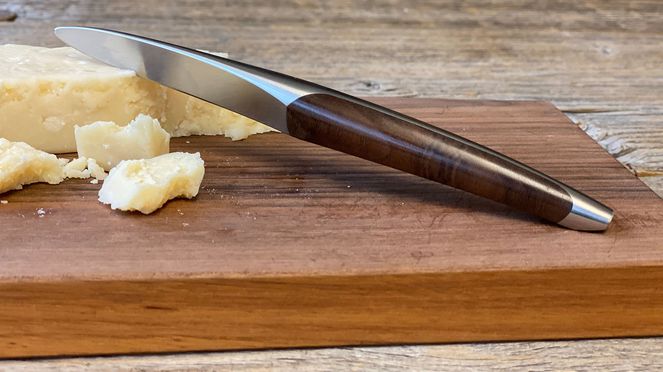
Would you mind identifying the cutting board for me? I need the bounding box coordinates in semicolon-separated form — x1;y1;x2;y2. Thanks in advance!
1;98;662;358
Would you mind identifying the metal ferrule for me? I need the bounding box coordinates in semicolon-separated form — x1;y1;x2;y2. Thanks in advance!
557;186;614;231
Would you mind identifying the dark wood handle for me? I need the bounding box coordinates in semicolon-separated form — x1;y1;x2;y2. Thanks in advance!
286;93;574;224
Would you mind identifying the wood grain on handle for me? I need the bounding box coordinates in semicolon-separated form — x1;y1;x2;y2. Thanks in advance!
287;93;573;224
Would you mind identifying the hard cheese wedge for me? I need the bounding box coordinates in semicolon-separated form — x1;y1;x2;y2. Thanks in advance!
75;114;170;171
0;45;165;153
164;90;274;140
98;152;205;214
0;45;274;153
0;138;65;194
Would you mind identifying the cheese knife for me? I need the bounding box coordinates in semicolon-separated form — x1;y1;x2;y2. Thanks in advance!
55;26;613;231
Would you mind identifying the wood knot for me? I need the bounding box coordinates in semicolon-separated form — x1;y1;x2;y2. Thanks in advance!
346;79;417;97
0;10;17;22
356;80;384;93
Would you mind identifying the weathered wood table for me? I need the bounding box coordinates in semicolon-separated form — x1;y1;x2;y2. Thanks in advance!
1;1;662;369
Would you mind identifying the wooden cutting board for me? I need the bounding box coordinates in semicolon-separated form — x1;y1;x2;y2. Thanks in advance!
1;98;662;358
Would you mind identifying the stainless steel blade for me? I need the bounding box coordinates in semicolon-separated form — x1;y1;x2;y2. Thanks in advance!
54;26;324;133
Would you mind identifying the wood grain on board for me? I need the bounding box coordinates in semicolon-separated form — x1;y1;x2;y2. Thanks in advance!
1;98;661;358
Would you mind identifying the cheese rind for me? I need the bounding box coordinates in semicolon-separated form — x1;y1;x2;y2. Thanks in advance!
1;45;274;153
0;138;65;194
98;152;204;214
75;114;170;170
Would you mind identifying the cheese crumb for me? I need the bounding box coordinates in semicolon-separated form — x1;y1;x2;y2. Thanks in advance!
0;138;65;194
63;156;90;179
98;152;205;214
1;200;8;204
86;158;107;181
62;157;107;182
75;114;170;170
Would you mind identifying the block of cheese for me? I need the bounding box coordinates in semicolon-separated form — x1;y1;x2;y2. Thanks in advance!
0;44;274;153
163;89;274;140
0;45;165;153
0;138;65;194
98;152;204;214
75;114;170;170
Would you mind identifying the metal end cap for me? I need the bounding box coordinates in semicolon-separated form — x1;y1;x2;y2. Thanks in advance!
557;187;613;231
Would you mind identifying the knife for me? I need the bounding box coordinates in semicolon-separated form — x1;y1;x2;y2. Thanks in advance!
55;26;613;231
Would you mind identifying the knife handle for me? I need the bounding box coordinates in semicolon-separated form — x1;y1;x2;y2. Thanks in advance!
286;93;613;230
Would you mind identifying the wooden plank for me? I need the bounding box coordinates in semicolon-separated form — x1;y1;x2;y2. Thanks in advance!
4;337;663;371
1;98;661;358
